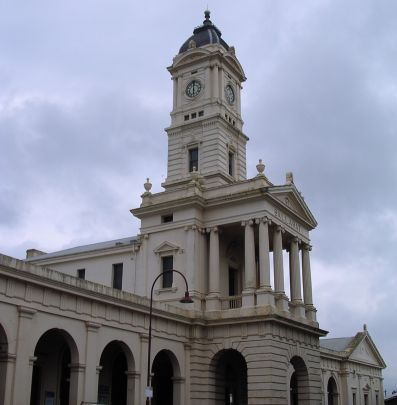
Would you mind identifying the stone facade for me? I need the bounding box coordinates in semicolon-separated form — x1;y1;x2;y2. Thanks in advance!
0;11;385;405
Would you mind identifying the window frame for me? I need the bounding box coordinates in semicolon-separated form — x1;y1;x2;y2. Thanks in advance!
161;256;174;289
112;263;123;290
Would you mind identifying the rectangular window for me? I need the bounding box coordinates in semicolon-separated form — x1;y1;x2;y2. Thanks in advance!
352;393;356;405
364;394;368;405
376;394;379;405
161;214;173;223
228;152;234;176
198;110;204;117
191;112;197;119
184;115;189;121
162;256;173;288
77;269;85;279
189;147;198;172
112;263;123;290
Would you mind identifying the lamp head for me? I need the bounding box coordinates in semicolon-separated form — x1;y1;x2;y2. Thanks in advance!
180;291;194;304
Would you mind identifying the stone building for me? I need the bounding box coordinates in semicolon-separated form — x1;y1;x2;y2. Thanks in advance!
0;11;385;405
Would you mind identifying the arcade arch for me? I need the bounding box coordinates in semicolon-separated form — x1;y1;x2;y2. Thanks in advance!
327;376;339;405
151;349;181;405
29;328;79;405
98;340;135;405
0;324;8;405
289;356;310;405
211;349;248;405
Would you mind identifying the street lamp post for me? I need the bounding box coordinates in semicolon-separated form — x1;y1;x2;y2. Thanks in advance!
146;269;193;405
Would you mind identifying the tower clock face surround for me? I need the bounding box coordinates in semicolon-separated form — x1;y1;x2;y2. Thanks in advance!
186;80;202;98
225;85;235;104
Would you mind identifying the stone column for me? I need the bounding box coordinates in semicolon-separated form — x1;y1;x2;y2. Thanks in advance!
11;306;36;405
83;321;101;403
242;220;256;307
256;218;275;306
302;244;317;321
172;377;185;405
172;77;177;111
273;226;289;311
0;353;15;405
139;333;149;405
176;75;182;108
125;371;140;405
289;237;305;318
207;227;220;310
219;66;224;101
212;64;219;99
69;363;85;405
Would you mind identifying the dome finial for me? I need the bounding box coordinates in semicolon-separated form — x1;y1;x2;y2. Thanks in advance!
204;9;211;25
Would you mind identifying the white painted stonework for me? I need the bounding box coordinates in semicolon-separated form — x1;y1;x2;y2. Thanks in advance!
0;11;385;405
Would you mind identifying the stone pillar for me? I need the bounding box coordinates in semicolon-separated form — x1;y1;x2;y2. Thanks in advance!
212;64;219;99
83;321;101;403
172;77;177;111
302;244;317;321
184;343;191;405
242;220;255;307
219;66;224;101
207;227;220;310
289;237;305;318
11;306;36;405
140;333;149;405
172;377;185;405
69;363;85;405
176;75;182;108
273;226;289;311
0;353;15;405
256;218;275;306
125;371;140;405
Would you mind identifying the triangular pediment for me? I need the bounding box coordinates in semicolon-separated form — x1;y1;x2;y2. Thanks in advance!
348;335;386;368
153;241;182;255
267;185;317;229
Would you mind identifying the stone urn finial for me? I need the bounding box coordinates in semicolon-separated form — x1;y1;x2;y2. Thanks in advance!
144;178;152;193
256;159;265;175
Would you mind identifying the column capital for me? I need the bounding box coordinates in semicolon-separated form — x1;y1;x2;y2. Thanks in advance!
69;363;86;373
206;226;218;233
291;236;301;244
96;365;103;374
18;306;36;319
241;219;254;227
275;225;285;233
29;356;37;366
303;244;312;251
85;321;101;332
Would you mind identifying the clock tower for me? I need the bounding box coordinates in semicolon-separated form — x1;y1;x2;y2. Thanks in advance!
163;11;248;190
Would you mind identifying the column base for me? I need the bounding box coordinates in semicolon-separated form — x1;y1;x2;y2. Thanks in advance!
305;304;317;321
242;289;255;307
256;288;275;307
205;293;221;311
274;292;289;312
289;300;306;318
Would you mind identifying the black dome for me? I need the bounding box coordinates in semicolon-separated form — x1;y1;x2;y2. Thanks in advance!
179;11;229;54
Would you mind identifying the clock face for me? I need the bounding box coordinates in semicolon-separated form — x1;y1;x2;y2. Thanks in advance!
186;80;202;98
225;85;235;104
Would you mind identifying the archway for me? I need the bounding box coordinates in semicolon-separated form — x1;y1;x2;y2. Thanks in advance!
0;324;8;405
289;356;310;405
151;349;181;405
98;341;134;405
212;349;247;405
30;328;78;405
327;376;338;405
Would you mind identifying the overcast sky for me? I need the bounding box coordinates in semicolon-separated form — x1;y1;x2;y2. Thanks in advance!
1;0;396;395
